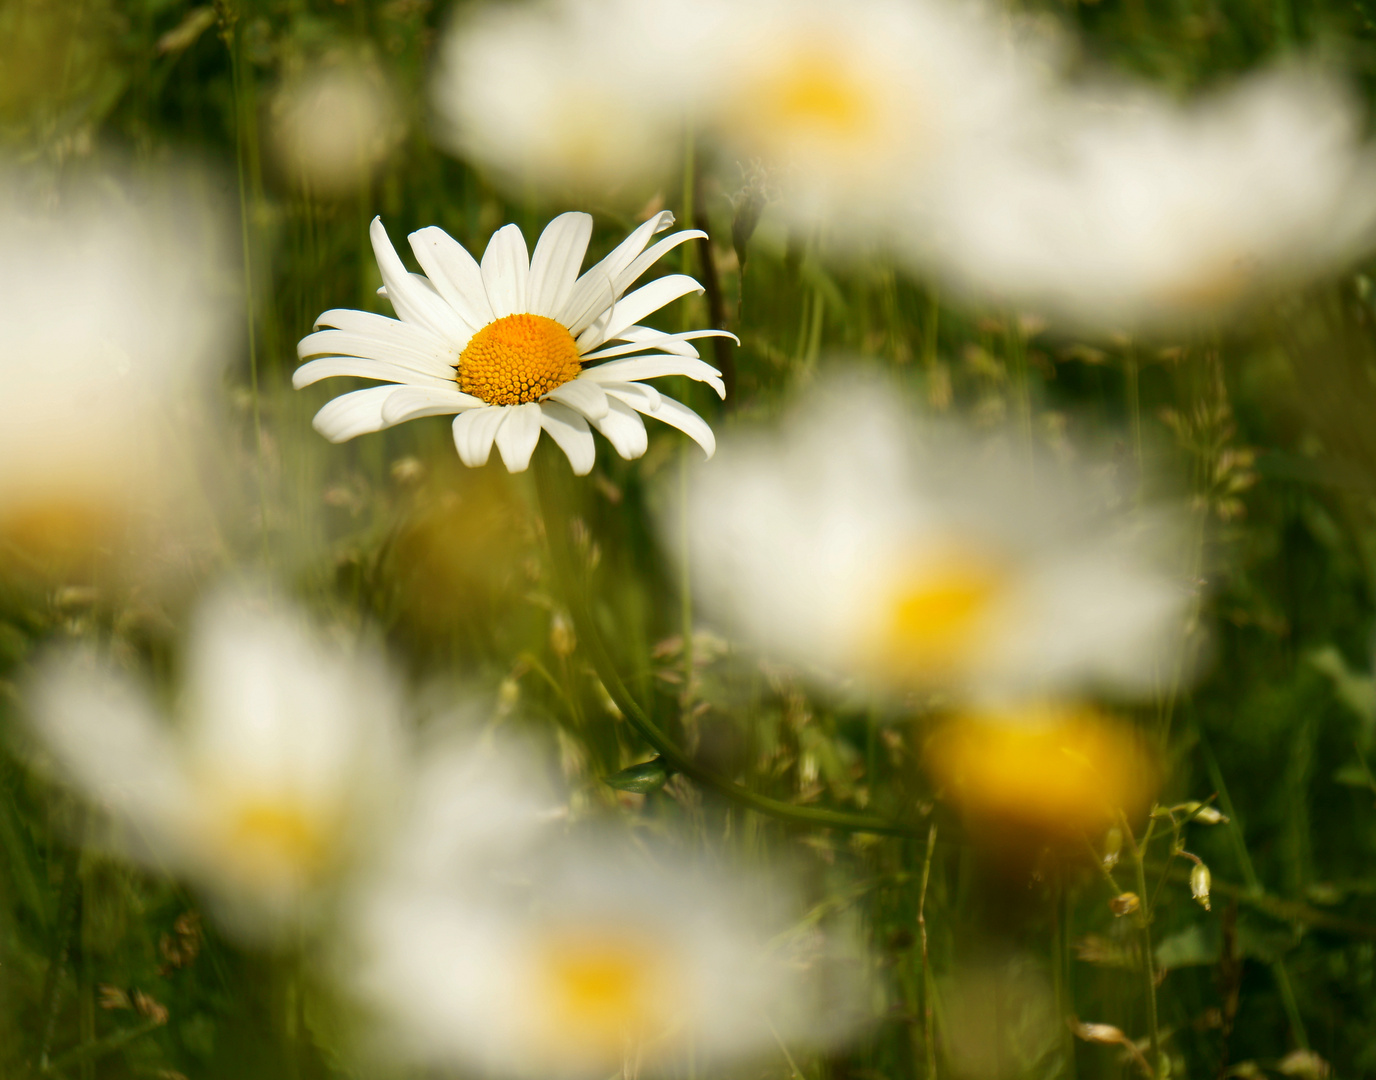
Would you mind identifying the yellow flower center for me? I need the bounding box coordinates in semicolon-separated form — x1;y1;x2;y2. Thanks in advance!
458;313;583;406
924;707;1157;841
742;46;878;149
216;796;335;884
535;931;669;1052
873;550;1006;682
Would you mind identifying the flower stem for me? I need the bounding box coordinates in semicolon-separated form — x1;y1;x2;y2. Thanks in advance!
1121;813;1161;1076
532;447;922;838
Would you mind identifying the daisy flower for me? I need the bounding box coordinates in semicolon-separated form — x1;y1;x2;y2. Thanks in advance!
671;375;1192;705
345;832;866;1078
0;170;232;582
430;0;713;198
694;0;1052;245
924;67;1376;332
25;586;408;938
295;211;732;474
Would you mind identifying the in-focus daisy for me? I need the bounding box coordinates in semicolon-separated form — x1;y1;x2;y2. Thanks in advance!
296;211;733;474
924;67;1376;332
345;832;865;1078
25;587;408;937
671;376;1191;704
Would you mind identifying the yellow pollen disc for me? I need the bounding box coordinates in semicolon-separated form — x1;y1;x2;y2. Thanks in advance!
218;797;333;882
924;707;1158;840
874;551;1006;682
749;47;876;144
536;932;666;1050
458;313;583;406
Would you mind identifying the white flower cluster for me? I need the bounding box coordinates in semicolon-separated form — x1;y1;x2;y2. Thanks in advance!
432;0;1376;332
25;586;866;1077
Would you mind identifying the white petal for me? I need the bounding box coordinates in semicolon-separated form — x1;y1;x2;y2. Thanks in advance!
580;328;738;361
610;391;716;459
527;212;594;319
493;402;543;472
614;229;706;296
481;224;530;319
369;217;472;344
452;407;509;467
590;397;648;460
407;226;495;332
545;377;609;421
297;329;456;384
581;355;726;398
312;386;403;443
312;308;449;349
538;401;596;476
577;275;704;351
560;211;676;333
600;380;661;409
381;385;486;424
293;356;454;390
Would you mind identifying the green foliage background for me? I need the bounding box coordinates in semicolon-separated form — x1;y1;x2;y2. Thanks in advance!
6;0;1376;1078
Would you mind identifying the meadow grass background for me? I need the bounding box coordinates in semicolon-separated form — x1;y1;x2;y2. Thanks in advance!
8;0;1376;1078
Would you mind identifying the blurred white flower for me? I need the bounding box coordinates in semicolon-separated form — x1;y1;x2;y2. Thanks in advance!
0;171;233;580
925;68;1376;331
672;376;1190;704
430;0;711;197
346;833;864;1077
25;587;409;937
697;0;1050;243
270;59;403;197
296;210;733;474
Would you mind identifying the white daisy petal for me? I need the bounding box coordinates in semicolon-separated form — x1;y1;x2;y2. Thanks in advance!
538;401;596;476
369;218;472;342
293;357;455;391
452;406;508;467
577;274;705;351
545;377;610;421
590;397;649;460
614;229;706;296
381;386;486;424
611;391;716;459
527;212;594;318
297;329;456;374
481;223;530;319
408;226;496;331
580;327;738;361
582;355;726;398
313;308;449;350
493;402;543;472
599;380;661;410
312;385;403;443
560;211;676;332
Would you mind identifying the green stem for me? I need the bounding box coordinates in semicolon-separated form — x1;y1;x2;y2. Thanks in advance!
918;823;939;1080
532;448;922;838
1121;813;1161;1077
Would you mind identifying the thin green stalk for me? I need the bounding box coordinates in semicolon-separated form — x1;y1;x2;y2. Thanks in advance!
532;448;922;838
1120;813;1161;1077
918;823;939;1080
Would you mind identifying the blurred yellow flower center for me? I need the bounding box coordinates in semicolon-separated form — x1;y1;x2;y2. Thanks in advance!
537;933;665;1048
924;708;1156;840
458;313;583;406
220;797;333;881
753;48;876;143
876;553;1006;680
